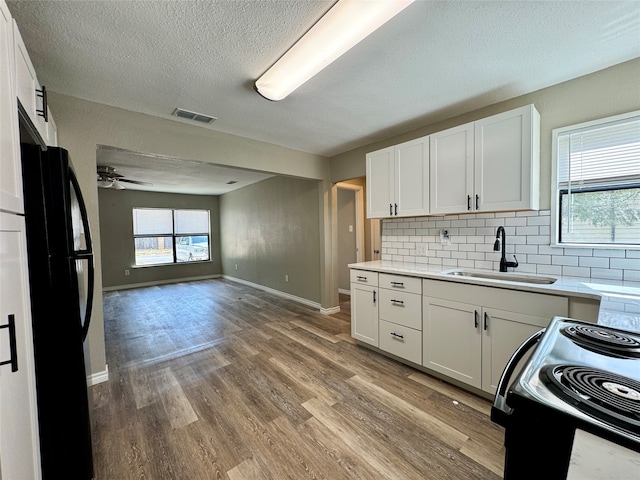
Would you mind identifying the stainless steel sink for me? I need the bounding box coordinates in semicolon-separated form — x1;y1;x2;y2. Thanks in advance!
442;269;557;285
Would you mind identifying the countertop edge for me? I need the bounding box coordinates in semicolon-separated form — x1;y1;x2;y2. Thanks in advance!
348;261;607;301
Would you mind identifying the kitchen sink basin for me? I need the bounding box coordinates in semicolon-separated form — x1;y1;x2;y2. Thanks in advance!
442;269;557;285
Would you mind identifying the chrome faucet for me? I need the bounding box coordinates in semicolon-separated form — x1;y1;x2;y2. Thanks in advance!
494;226;518;272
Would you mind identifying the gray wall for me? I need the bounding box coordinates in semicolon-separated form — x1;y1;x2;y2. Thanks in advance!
330;58;640;211
220;176;322;304
48;93;329;379
45;57;639;379
98;188;222;289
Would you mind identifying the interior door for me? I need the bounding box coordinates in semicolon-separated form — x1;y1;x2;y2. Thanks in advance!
370;218;381;260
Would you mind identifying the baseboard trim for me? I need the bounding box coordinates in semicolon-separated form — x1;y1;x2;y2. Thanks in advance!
223;275;339;314
87;365;109;386
103;274;222;292
338;288;350;296
320;306;341;315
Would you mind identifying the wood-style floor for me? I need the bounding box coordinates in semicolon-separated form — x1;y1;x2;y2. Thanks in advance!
92;278;505;479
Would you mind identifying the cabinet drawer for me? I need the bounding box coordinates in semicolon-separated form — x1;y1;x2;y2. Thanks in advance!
350;269;378;286
379;320;421;365
379;273;421;294
379;289;421;330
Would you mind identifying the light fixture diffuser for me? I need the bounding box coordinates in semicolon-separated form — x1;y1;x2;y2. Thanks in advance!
254;0;414;101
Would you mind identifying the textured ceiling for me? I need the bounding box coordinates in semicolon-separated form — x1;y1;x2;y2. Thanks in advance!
7;0;640;194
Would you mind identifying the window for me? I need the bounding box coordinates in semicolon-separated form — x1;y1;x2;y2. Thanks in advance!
552;111;640;247
133;208;211;266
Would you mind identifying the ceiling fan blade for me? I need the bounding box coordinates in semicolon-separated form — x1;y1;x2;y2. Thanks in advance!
119;178;153;185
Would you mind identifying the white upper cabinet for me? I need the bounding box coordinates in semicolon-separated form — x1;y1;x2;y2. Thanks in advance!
429;122;474;215
474;104;540;212
0;1;22;213
366;146;394;218
366;136;429;218
13;19;55;146
430;104;540;215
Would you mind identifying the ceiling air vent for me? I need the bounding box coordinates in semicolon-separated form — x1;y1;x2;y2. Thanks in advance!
172;108;217;124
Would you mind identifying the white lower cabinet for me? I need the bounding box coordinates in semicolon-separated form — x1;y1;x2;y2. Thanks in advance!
379;320;421;364
350;270;379;346
378;273;422;363
351;270;572;397
422;279;568;395
0;212;42;480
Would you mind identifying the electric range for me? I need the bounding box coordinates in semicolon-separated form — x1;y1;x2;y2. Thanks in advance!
491;316;640;479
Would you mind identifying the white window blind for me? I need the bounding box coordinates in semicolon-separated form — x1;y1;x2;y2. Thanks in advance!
557;114;640;191
174;209;209;234
132;208;173;235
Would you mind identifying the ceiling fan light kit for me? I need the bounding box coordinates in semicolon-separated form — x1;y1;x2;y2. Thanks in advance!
254;0;414;101
97;165;150;190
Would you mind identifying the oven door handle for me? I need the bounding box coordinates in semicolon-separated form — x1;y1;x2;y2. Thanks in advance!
491;328;546;426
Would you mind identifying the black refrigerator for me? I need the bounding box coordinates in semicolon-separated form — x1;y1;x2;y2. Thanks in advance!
20;144;95;480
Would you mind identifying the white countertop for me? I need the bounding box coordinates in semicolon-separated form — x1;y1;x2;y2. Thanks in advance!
349;260;640;332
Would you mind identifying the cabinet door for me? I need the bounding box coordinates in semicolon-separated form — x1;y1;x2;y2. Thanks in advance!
13;20;47;145
395;136;429;217
474;104;539;212
423;296;481;388
480;308;548;395
366;147;394;218
0;212;42;480
0;3;22;214
429;122;474;214
351;282;378;346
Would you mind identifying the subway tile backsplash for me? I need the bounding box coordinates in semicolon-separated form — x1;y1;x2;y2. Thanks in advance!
381;210;640;282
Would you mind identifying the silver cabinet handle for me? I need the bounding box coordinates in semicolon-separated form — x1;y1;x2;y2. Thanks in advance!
390;331;404;340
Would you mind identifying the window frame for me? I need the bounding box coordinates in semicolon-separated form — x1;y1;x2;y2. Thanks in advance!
551;110;640;250
132;207;211;266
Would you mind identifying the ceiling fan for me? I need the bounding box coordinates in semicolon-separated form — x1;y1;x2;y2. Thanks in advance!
96;165;151;190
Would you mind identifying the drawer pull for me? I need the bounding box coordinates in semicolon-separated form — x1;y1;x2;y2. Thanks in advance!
484;312;489;331
390;331;404;340
356;276;367;281
390;281;404;287
390;299;404;305
373;290;376;303
474;310;479;329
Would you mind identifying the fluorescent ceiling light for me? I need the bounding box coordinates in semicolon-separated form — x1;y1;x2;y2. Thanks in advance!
254;0;414;101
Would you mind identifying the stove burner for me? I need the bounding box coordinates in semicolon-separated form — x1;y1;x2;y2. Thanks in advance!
542;365;640;432
561;325;640;358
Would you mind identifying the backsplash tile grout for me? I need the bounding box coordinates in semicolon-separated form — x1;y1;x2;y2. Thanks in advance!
381;210;640;283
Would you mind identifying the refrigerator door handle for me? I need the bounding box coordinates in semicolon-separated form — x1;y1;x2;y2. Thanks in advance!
74;252;94;341
69;169;93;255
69;169;94;341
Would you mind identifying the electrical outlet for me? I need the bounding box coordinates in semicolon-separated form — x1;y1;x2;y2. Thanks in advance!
235;263;238;270
440;229;451;245
285;274;289;282
124;269;130;276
